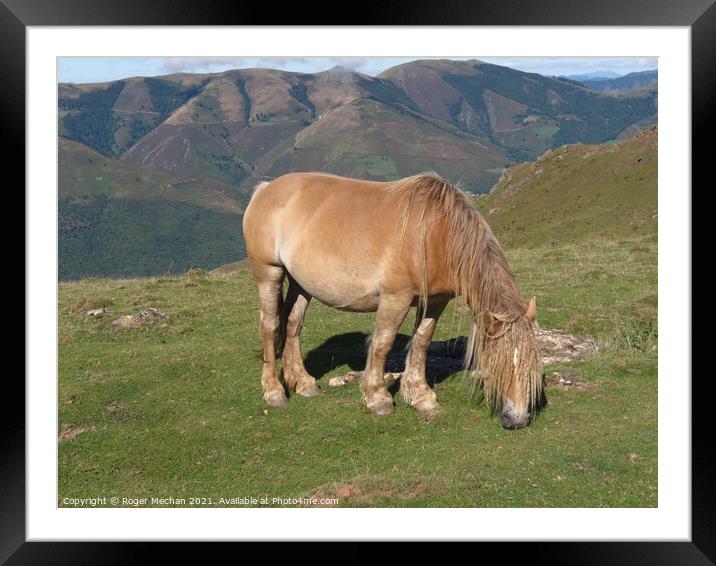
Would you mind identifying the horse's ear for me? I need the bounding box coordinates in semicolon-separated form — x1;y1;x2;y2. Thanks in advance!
526;296;537;322
479;310;497;335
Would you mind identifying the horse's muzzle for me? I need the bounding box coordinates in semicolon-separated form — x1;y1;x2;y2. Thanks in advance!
501;411;532;429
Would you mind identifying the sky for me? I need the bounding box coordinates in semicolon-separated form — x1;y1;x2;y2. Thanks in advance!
58;56;658;84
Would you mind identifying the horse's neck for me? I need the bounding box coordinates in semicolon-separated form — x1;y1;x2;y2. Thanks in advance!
471;248;524;317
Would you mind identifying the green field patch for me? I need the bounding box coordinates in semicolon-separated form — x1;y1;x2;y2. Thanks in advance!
354;155;400;180
533;126;560;139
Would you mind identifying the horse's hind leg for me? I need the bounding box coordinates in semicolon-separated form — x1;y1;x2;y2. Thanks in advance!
281;277;320;397
362;295;412;416
401;300;448;413
255;265;288;407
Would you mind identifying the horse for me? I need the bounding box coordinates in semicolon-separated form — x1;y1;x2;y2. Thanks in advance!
242;172;543;429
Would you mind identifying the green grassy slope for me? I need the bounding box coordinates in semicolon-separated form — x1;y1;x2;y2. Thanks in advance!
475;125;657;248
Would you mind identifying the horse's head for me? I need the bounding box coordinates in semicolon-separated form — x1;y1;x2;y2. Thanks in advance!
473;296;544;429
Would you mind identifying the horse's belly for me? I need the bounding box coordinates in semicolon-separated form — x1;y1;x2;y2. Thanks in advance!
282;258;382;312
293;271;381;312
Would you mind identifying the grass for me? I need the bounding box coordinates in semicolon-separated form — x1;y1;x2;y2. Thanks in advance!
58;237;657;508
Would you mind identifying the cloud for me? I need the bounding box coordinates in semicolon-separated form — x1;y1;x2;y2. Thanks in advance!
59;55;658;84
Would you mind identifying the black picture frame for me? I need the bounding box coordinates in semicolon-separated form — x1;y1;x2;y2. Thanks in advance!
9;0;709;562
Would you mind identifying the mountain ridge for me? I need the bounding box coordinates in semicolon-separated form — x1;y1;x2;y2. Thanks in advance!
59;59;657;194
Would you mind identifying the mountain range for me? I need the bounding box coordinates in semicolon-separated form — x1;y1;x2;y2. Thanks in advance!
58;59;658;279
563;70;622;81
575;70;658;94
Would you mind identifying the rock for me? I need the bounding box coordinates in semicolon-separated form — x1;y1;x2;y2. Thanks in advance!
546;370;599;390
85;308;105;318
328;372;362;387
112;307;168;329
534;328;597;365
488;208;499;216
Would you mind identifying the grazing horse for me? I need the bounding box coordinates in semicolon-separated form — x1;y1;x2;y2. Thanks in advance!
242;172;543;429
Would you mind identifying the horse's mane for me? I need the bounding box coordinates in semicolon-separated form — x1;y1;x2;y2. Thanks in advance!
387;172;526;317
387;173;541;413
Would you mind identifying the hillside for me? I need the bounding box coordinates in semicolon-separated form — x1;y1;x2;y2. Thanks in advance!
59;138;247;280
59;137;246;213
475;125;657;249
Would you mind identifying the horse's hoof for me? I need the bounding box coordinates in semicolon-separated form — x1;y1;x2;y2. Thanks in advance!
297;384;321;397
370;401;395;417
412;396;440;414
264;391;288;407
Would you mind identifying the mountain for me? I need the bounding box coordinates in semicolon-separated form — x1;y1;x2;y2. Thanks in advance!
58;59;658;279
378;60;657;163
60;60;657;193
563;71;622;81
577;70;658;94
474;125;657;249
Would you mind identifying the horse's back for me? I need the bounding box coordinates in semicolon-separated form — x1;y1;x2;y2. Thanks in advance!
243;172;394;257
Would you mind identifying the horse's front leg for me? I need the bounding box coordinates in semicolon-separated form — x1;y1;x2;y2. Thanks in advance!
361;295;411;416
401;301;448;413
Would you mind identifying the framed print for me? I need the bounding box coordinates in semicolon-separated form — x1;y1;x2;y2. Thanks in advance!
11;0;710;562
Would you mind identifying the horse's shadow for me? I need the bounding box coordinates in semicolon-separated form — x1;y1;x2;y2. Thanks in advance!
303;332;463;388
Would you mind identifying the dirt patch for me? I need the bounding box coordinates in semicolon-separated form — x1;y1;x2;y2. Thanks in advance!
304;478;427;507
106;401;124;413
58;425;95;442
335;483;362;499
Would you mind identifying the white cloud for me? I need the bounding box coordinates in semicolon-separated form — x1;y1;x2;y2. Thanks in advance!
59;56;658;84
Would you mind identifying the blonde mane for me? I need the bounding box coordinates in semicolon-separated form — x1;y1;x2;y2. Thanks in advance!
387;172;542;413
